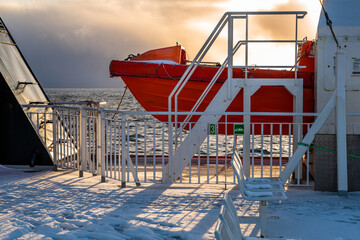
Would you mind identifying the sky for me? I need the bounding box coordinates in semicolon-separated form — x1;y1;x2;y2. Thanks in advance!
0;0;321;88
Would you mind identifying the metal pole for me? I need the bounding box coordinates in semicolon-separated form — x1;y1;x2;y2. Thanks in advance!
99;109;106;183
227;16;233;99
80;107;86;177
259;200;268;238
293;79;303;182
243;14;250;177
335;48;348;196
243;88;251;177
52;107;58;170
121;114;127;187
245;15;248;79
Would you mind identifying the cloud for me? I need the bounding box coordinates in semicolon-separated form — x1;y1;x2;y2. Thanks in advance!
0;0;320;88
250;0;319;40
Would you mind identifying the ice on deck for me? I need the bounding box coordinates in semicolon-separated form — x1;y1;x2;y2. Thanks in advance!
0;167;359;239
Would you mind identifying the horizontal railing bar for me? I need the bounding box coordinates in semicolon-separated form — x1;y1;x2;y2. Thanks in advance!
242;78;302;82
24;105;360;118
22;104;78;110
22;105;321;117
92;110;320;117
346;113;360;116
233;65;307;69
225;11;307;16
239;40;306;43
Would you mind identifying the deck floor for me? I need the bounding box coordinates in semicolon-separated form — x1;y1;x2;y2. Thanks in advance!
0;167;359;239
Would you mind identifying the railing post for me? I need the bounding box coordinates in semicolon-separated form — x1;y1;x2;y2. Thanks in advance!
79;107;86;177
99;109;106;182
335;48;348;196
243;13;250;177
293;79;303;183
121;114;127;187
227;15;233;100
243;88;251;177
52;107;58;170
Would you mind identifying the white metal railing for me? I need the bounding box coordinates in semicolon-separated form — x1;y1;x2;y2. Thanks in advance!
23;104;360;187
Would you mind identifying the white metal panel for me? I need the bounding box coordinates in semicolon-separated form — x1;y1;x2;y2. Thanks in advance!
318;0;360;30
316;0;360;133
0;20;49;108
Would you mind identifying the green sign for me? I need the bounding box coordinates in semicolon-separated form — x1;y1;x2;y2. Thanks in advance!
208;123;217;135
234;123;244;135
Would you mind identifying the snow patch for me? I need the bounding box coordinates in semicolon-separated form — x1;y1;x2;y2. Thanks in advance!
245;183;272;189
245;190;273;197
0;169;359;239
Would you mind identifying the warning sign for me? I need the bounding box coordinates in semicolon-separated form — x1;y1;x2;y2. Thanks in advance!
234;123;244;135
351;58;360;75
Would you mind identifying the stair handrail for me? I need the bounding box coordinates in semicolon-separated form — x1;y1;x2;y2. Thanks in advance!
167;13;229;125
169;11;307;128
179;41;245;132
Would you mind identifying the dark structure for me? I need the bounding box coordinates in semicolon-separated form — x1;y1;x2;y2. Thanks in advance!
311;134;360;192
0;18;52;166
0;73;53;166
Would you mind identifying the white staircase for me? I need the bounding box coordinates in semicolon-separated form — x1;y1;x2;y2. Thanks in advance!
165;11;308;182
165;79;241;181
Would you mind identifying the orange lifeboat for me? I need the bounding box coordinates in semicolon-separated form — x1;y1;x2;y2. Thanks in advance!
110;42;315;134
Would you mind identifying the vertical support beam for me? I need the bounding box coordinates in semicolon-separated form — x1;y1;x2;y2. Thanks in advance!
335;49;348;195
121;114;127;187
163;123;175;183
293;15;299;180
227;15;233;100
293;15;300;182
80;107;86;177
243;15;250;177
52;107;58;169
293;14;299;176
245;15;248;79
259;200;268;238
99;109;106;183
293;80;303;182
243;87;251;177
294;15;298;79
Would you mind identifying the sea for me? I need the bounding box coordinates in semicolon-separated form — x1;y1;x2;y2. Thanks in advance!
45;88;141;111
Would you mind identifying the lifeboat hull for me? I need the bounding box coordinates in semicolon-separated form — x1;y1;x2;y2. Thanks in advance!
118;75;314;135
110;44;315;135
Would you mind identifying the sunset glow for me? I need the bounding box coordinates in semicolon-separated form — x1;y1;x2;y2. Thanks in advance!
0;0;321;87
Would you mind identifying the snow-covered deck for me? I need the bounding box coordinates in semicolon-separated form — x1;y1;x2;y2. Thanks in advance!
0;167;359;239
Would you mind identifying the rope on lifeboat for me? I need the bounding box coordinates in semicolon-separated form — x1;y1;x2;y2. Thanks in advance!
154;63;179;80
161;64;177;80
112;86;128;119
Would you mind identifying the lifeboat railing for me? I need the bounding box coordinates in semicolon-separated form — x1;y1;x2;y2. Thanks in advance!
168;11;307;181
